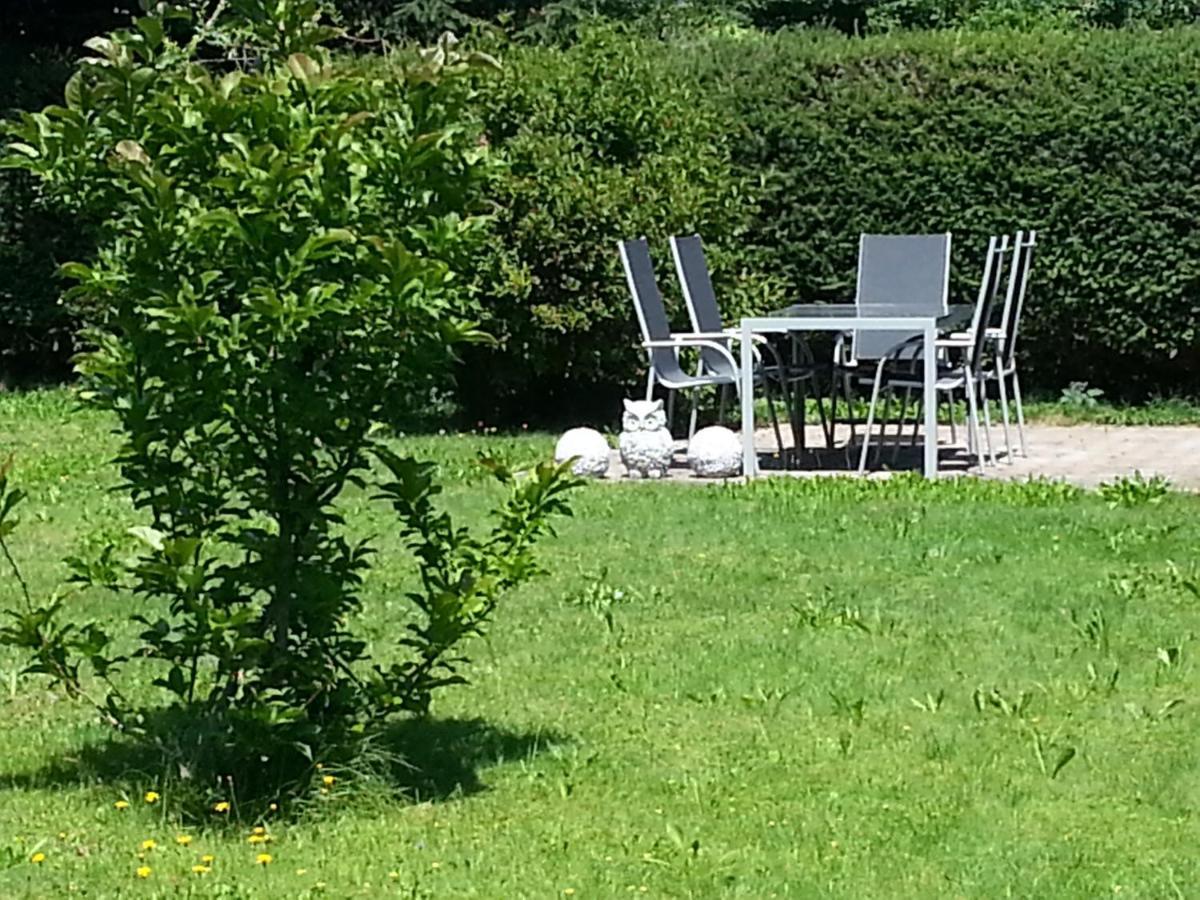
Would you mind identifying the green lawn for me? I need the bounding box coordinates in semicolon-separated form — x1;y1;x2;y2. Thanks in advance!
1;389;1199;898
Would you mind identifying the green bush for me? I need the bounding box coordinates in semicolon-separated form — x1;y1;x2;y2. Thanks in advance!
459;27;764;421
1;1;577;809
692;27;1200;397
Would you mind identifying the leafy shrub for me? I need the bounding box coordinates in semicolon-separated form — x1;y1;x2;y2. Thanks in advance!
0;1;577;809
457;26;764;421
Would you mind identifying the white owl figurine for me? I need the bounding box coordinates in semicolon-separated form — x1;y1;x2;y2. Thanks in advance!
618;398;674;479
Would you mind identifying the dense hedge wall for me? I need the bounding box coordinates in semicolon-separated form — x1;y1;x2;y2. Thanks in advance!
458;26;1200;417
5;23;1200;413
704;27;1200;396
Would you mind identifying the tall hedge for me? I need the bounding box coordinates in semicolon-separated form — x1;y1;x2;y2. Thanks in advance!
462;28;762;422
699;27;1200;397
459;26;1200;417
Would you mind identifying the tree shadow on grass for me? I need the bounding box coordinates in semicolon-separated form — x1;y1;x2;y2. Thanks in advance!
1;707;567;818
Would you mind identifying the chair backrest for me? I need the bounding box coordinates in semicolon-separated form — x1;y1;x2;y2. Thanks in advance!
997;230;1036;368
852;233;952;361
965;234;1011;375
618;237;691;384
669;234;737;377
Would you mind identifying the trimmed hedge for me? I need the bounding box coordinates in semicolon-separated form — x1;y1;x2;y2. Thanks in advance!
461;28;762;422
459;26;1200;416
702;27;1200;396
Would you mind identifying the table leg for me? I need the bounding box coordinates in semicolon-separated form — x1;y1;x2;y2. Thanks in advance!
923;324;937;478
741;322;756;477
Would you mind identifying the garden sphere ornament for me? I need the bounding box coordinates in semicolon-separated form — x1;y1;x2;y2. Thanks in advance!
686;426;742;478
553;427;611;478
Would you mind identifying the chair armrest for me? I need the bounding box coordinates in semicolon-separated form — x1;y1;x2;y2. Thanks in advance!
642;337;742;373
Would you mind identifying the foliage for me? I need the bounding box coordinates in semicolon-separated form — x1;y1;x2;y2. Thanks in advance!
0;1;576;807
0;48;79;381
1097;472;1171;507
458;26;763;421
691;26;1200;400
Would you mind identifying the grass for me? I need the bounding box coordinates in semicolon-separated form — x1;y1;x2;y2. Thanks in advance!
2;388;1200;897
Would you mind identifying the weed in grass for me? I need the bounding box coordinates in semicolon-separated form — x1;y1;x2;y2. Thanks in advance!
1098;472;1172;507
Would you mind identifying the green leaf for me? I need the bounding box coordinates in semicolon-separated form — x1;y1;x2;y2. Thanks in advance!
128;526;165;552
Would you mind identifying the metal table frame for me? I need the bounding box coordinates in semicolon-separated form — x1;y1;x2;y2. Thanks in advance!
738;305;973;478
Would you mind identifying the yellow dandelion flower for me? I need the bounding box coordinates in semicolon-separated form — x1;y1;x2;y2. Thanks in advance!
247;834;267;845
388;871;400;879
114;800;130;810
30;852;46;864
269;803;278;812
144;791;160;804
315;763;324;770
213;801;230;813
431;861;441;870
296;868;308;876
175;835;192;846
256;853;272;865
140;839;156;851
57;832;66;840
136;866;152;879
201;854;215;864
564;890;576;897
191;864;211;874
253;826;266;835
322;774;336;786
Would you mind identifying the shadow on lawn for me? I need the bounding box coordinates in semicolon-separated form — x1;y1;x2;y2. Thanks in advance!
2;709;565;816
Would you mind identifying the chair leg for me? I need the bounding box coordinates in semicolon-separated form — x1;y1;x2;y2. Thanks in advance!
689;390;702;440
947;394;958;445
995;359;1013;464
979;380;996;467
1012;369;1028;456
857;376;887;475
964;375;984;470
645;367;656;401
666;389;677;439
763;377;785;465
890;387;911;465
814;373;833;448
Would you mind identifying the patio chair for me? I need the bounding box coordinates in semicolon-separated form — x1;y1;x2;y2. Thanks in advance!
942;230;1036;462
619;237;787;451
854;234;1010;473
668;233;830;453
829;233;952;457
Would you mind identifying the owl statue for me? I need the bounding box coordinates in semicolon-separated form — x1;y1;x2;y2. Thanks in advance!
618;398;674;479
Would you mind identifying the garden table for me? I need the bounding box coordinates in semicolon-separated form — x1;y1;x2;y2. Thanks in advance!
739;304;974;478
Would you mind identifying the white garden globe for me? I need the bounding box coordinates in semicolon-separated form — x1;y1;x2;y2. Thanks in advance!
687;426;742;478
554;427;611;478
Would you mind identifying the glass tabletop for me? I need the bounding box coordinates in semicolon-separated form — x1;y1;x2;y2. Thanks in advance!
763;303;973;325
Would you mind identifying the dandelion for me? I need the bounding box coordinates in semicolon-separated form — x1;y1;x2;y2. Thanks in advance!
269;803;278;812
388;871;399;879
431;861;441;870
213;801;230;813
201;854;215;864
136;866;152;879
191;864;211;874
57;832;66;840
30;852;46;864
248;834;268;845
253;826;266;835
564;890;576;896
141;839;156;851
175;835;192;846
144;791;160;804
296;868;308;876
322;775;335;786
256;853;273;866
114;800;129;810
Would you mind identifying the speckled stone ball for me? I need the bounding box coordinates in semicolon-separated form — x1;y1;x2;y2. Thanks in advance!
554;427;611;478
687;426;742;478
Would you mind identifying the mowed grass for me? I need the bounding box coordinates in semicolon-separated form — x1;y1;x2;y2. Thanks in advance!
1;389;1200;898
